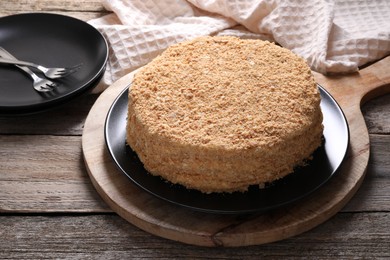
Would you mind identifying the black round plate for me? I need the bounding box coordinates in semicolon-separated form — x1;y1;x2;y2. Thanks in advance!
0;13;108;115
105;85;349;214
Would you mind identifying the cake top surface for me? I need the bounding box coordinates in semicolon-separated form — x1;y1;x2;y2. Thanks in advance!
129;36;321;150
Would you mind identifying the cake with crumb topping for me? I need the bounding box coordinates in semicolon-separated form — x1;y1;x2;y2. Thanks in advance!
126;36;323;193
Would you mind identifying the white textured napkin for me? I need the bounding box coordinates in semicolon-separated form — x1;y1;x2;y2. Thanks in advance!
89;0;390;92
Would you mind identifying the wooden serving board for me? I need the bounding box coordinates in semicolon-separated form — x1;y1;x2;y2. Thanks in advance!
82;56;390;247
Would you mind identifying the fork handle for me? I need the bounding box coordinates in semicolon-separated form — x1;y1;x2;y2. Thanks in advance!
0;48;38;79
0;57;38;69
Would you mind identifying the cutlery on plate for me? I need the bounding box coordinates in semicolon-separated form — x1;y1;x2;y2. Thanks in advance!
0;47;82;79
0;47;57;92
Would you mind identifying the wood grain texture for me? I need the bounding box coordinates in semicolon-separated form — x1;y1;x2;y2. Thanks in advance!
0;213;389;259
81;56;390;247
1;0;104;11
0;11;108;21
0;135;110;213
362;93;390;134
0;0;109;21
343;134;390;212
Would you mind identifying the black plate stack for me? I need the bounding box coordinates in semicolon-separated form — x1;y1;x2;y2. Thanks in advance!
0;13;108;115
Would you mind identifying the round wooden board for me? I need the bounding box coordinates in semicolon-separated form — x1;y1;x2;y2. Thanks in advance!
82;57;390;247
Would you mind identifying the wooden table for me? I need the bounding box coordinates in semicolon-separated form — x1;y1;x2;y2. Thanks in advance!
1;1;389;258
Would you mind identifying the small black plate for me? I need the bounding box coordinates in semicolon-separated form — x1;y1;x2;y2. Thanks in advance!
0;13;108;115
105;85;349;214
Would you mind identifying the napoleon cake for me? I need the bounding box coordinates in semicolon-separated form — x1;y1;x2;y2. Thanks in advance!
126;36;323;193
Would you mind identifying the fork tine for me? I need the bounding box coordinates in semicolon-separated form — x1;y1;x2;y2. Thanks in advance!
40;87;53;92
37;84;54;92
54;71;72;77
47;82;59;87
36;79;59;92
44;82;55;88
54;63;83;77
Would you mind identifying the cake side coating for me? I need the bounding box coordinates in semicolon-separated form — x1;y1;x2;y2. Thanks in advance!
126;36;323;193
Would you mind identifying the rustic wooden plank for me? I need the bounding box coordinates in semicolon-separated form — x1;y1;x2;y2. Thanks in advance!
343;134;390;211
362;92;390;134
0;10;108;21
0;93;99;136
0;213;389;258
368;134;390;175
0;0;109;21
1;0;105;12
0;135;110;212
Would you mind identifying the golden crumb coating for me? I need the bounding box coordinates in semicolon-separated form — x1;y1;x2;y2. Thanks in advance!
126;36;323;193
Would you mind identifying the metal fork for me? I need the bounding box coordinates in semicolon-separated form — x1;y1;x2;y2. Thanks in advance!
0;47;82;79
18;66;58;92
0;48;57;92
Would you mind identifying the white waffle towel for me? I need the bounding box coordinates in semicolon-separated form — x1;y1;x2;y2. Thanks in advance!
89;0;390;92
